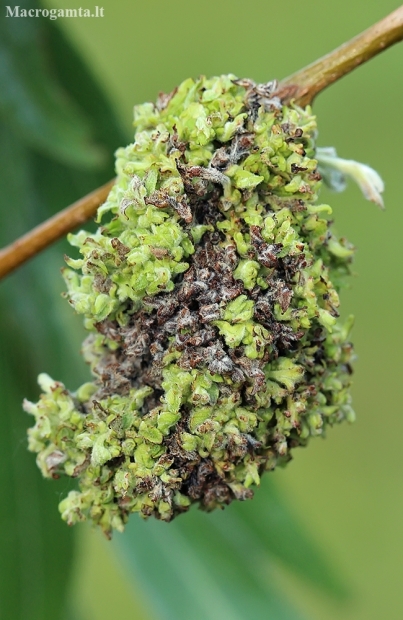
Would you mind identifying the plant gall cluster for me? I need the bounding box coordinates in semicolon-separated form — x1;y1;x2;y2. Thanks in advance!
25;75;356;537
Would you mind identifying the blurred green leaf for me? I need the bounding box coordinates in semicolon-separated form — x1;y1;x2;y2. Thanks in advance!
44;16;126;160
0;121;76;620
231;476;349;598
0;4;126;618
0;0;107;168
0;336;72;620
114;474;348;620
115;505;306;620
63;603;88;620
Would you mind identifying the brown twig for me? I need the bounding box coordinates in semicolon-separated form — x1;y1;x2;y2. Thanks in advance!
1;7;402;281
276;5;403;106
0;179;115;279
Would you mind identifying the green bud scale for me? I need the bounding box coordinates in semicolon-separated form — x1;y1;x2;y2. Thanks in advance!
25;75;356;538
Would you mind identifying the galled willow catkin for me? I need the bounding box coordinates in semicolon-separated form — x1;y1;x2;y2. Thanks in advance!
25;75;358;537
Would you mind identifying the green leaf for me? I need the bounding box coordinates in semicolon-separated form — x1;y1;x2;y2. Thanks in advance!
0;3;105;168
63;604;89;620
0;120;77;620
114;507;306;620
44;16;127;158
231;476;349;599
114;472;349;619
0;348;76;620
0;7;128;618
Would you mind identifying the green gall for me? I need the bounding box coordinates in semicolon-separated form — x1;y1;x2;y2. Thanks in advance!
25;74;380;538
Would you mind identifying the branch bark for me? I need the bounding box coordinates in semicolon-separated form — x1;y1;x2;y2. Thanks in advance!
1;6;402;280
276;5;403;106
0;180;114;279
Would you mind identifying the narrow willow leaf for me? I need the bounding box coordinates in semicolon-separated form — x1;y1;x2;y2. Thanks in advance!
45;17;127;157
230;476;349;598
0;351;75;620
0;1;104;168
28;12;127;223
114;508;306;620
0;122;76;620
0;10;127;616
62;602;89;620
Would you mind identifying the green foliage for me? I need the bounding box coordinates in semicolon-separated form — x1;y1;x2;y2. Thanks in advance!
116;501;307;620
0;2;105;167
0;2;125;618
115;474;348;619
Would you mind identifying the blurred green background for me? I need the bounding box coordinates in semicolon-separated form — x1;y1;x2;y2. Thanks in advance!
1;1;402;618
